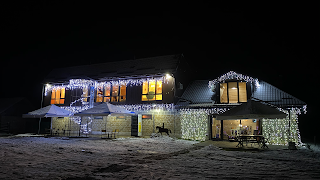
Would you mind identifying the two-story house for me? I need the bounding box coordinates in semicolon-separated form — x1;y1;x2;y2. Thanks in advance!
40;55;306;146
42;55;185;137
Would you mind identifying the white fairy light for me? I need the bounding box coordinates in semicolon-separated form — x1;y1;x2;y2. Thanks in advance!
208;71;260;89
45;76;170;96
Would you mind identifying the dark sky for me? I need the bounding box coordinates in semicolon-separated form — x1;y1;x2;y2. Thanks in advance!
1;2;319;138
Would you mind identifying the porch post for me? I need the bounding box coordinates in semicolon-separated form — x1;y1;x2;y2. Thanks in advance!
221;120;224;140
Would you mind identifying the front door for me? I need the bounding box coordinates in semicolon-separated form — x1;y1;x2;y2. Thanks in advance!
211;117;222;140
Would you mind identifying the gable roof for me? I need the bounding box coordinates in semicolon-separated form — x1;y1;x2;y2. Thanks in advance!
45;54;181;83
252;81;306;108
178;72;306;109
178;80;214;104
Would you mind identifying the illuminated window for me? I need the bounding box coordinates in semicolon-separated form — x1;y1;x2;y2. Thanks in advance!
96;86;103;102
142;80;162;101
82;87;89;102
220;82;247;103
51;87;65;104
97;85;126;103
104;86;111;102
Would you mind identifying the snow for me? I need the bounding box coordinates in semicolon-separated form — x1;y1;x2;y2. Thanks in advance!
1;136;320;180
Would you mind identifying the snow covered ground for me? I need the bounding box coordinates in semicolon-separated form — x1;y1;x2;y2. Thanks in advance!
1;135;320;180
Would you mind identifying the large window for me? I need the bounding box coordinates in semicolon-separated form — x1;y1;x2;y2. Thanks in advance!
51;87;65;104
220;82;247;103
96;85;126;102
142;80;162;101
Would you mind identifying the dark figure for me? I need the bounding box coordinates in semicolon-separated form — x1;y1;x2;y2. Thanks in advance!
156;126;171;136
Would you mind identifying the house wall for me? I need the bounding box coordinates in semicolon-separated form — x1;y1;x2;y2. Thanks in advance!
43;77;175;107
51;112;181;137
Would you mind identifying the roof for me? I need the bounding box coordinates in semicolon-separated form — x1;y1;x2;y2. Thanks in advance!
178;80;214;104
45;54;181;83
252;81;306;108
178;78;306;109
216;99;287;120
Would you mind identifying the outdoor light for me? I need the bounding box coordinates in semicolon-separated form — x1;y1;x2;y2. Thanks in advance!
166;74;172;79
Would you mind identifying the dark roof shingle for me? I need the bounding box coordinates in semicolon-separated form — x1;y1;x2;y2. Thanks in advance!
45;55;180;83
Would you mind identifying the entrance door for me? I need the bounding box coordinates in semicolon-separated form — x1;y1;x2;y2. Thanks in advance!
131;115;138;136
211;117;222;140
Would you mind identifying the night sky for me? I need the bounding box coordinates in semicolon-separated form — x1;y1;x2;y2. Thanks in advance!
1;2;319;140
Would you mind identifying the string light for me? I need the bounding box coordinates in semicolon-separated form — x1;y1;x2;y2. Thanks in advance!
262;109;302;146
45;76;170;96
180;109;208;141
117;103;175;112
208;71;260;90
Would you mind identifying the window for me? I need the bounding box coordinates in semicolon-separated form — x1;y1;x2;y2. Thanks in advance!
51;87;65;104
220;82;247;103
96;86;104;102
142;80;162;101
96;85;126;102
82;87;89;102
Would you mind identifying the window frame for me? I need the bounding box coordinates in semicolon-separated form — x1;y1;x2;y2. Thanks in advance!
220;81;247;104
96;85;126;103
142;80;163;101
51;87;66;105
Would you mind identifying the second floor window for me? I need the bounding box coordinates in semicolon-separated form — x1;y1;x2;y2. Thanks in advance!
96;85;126;102
51;87;65;104
142;80;162;101
220;82;247;103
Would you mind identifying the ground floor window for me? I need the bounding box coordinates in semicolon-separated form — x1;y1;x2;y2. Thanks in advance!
212;119;260;140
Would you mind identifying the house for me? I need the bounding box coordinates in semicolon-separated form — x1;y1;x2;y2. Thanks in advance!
177;71;307;145
41;55;306;146
42;54;186;137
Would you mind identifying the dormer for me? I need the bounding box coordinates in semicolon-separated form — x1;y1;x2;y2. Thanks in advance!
209;71;259;104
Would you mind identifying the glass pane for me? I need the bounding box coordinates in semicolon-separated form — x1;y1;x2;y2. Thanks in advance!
96;95;103;102
142;81;148;94
82;87;88;102
120;85;126;96
96;86;103;102
55;98;60;104
220;83;228;103
146;94;155;101
59;99;65;104
111;96;118;102
239;82;247;102
51;89;56;99
60;88;65;98
112;85;119;96
55;89;60;104
120;95;126;102
51;99;55;104
228;82;238;103
156;94;162;101
156;80;162;94
142;95;148;101
103;97;110;102
149;80;155;94
104;86;110;96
